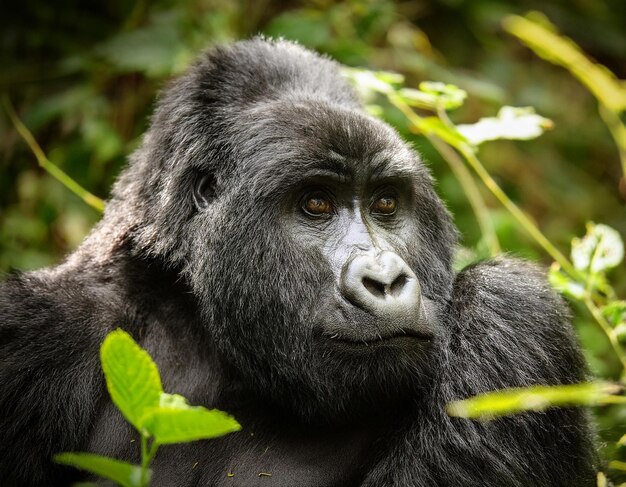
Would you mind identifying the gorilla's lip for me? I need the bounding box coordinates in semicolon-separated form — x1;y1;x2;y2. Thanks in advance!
322;328;433;345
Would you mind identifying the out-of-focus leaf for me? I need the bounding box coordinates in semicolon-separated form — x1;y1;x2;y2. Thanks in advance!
342;67;404;97
96;12;188;77
548;263;586;299
100;329;163;432
571;223;624;274
414;117;469;148
602;301;626;328
456;106;553;146
400;81;467;111
446;382;623;419
503;13;626;113
613;324;626;344
141;393;241;445
54;453;146;487
609;460;626;472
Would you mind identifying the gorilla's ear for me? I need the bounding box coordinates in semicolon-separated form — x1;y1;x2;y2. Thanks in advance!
193;174;217;210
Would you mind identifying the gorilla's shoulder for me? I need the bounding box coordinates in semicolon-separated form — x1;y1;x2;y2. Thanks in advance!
0;268;118;346
453;256;567;314
446;257;585;385
449;257;573;341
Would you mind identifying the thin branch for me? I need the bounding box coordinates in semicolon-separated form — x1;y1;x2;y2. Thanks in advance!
389;95;501;255
598;105;626;180
2;95;105;212
456;143;578;278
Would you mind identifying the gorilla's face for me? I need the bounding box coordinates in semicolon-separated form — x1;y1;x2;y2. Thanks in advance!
187;101;456;421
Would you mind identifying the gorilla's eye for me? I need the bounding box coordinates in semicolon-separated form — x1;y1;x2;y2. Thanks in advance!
302;193;334;217
371;195;397;215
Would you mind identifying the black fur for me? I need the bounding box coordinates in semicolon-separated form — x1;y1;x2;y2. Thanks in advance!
0;38;596;486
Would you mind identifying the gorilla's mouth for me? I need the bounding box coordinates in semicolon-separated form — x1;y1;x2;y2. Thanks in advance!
323;327;433;345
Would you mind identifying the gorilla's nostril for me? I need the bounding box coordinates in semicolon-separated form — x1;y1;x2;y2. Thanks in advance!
362;277;386;299
389;274;408;297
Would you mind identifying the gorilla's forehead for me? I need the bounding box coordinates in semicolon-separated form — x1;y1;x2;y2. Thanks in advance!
231;99;426;189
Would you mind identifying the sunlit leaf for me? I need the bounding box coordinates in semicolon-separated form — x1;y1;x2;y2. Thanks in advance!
602;301;626;328
400;81;466;110
446;382;623;420
503;13;626;113
142;393;241;445
609;460;626;472
571;223;624;274
100;329;163;432
613;324;626;344
548;263;586;299
456;106;553;146
414;117;469;148
54;452;147;487
342;67;404;97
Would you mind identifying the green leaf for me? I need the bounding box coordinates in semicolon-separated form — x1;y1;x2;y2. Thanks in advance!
613;324;626;344
95;12;188;77
54;452;147;487
548;263;586;300
142;393;241;445
100;329;163;432
401;81;467;111
416;117;469;148
602;301;626;327
456;106;552;146
571;223;624;274
342;67;404;96
609;460;626;472
446;382;624;419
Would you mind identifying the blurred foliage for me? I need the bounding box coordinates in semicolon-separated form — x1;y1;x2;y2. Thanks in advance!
2;0;626;480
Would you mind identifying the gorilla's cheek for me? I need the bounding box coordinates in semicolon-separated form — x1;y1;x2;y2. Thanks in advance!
190;214;328;371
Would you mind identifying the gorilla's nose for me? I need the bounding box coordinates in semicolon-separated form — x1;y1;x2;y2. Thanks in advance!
340;251;421;317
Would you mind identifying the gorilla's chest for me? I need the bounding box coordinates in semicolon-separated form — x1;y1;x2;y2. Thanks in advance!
141;421;376;487
208;423;375;487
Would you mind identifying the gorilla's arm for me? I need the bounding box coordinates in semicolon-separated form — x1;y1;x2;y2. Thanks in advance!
362;257;598;487
0;274;109;485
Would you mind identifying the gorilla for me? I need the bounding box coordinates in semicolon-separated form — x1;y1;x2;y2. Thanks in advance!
0;38;597;486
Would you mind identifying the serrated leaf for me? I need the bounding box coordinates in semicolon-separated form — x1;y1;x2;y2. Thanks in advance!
572;223;624;273
457;106;552;146
100;329;163;432
54;452;147;487
142;395;241;445
446;382;623;419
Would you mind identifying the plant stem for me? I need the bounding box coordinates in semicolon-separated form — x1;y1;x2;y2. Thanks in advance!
456;143;578;277
2;96;105;212
584;296;626;372
598;105;626;181
429;137;501;255
388;95;501;255
139;434;159;486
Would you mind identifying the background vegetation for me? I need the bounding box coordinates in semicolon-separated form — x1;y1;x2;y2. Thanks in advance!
2;0;625;480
